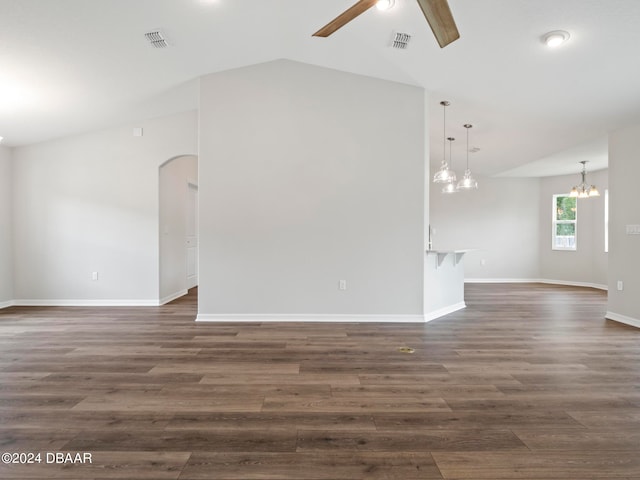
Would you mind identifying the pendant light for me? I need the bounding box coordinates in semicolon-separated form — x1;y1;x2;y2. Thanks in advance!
433;101;456;184
442;137;458;193
457;124;478;190
569;161;600;198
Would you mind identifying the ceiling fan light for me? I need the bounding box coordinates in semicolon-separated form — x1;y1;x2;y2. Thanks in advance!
376;0;395;11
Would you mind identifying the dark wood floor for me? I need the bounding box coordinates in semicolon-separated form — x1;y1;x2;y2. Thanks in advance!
0;283;639;479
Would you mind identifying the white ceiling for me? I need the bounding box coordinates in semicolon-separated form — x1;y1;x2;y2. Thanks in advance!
2;0;640;176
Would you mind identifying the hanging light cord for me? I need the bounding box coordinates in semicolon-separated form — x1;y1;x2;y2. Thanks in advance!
440;101;450;165
465;126;469;170
442;103;447;163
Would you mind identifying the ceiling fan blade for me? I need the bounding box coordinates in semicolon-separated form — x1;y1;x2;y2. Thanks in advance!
415;0;460;48
313;0;378;37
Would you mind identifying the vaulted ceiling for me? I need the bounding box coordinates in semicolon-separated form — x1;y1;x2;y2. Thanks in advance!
2;0;639;176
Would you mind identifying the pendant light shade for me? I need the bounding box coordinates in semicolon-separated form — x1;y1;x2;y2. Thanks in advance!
457;124;478;190
569;161;599;198
433;101;456;184
458;170;478;190
441;137;458;193
442;181;458;194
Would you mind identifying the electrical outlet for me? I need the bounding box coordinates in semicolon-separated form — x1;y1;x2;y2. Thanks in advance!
92;272;99;281
617;280;623;291
339;280;347;291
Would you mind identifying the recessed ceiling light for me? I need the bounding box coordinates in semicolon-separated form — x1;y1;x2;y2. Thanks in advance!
543;30;570;48
376;0;395;11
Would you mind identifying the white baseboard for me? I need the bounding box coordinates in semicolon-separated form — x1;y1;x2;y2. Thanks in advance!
12;299;161;307
0;299;14;309
196;313;425;323
605;311;640;329
466;278;608;291
424;301;466;322
465;278;542;283
196;306;467;323
5;290;188;308
539;279;608;291
159;289;188;305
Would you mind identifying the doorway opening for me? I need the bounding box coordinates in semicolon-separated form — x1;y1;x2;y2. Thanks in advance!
159;155;198;305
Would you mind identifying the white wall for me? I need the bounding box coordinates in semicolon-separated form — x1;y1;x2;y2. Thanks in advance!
424;252;465;319
607;125;640;327
159;155;198;303
539;169;608;288
198;60;425;319
0;146;12;307
11;111;197;305
430;176;541;280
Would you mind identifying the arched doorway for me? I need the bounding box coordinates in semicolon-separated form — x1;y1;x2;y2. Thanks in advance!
159;155;198;304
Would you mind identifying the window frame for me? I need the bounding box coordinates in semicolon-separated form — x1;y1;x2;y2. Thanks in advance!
552;194;577;251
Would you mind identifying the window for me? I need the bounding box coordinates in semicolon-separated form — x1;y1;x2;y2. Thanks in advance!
553;194;577;250
604;189;609;253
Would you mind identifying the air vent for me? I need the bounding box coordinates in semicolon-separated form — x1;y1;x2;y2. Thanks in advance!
391;31;412;49
469;147;481;153
145;30;169;49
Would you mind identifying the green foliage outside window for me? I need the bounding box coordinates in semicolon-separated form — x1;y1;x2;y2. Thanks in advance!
556;223;576;236
553;194;577;250
556;196;577;221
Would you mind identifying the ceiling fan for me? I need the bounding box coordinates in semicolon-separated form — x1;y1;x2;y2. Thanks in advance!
313;0;460;48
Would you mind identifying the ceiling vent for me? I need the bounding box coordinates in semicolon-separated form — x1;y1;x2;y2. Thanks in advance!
390;32;412;49
145;30;169;49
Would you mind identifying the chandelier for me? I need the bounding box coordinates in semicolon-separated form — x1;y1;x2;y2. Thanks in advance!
569;161;600;198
